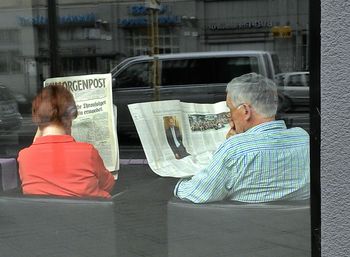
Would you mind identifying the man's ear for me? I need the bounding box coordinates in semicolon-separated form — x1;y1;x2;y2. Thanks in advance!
242;104;252;121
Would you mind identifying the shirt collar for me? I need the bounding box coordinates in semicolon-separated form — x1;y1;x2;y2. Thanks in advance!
33;135;75;145
245;120;286;134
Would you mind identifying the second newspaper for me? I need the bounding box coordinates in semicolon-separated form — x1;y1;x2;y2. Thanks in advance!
129;100;230;178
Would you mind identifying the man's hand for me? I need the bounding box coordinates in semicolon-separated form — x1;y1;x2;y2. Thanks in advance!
175;153;180;159
226;121;237;139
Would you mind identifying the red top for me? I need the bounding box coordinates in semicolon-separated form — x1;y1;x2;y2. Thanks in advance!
18;135;115;198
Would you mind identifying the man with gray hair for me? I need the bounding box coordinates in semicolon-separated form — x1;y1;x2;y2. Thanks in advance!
174;73;310;203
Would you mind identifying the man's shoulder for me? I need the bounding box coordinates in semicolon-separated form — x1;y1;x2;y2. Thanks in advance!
223;126;309;152
220;133;256;153
226;130;262;144
281;127;310;145
287;126;309;136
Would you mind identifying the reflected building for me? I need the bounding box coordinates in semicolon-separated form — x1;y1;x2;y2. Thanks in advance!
0;0;308;97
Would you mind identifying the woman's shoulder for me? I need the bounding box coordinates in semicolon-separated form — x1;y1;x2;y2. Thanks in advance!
71;140;96;151
73;140;104;156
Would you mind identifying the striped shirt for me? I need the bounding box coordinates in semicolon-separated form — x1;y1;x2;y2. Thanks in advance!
174;120;310;203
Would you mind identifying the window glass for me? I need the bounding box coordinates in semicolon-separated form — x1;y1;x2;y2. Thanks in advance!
219;57;260;82
0;51;22;73
116;61;152;88
0;52;8;73
162;57;259;86
0;86;15;101
0;29;19;43
0;1;314;257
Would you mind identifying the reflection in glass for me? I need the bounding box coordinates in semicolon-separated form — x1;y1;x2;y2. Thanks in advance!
0;1;311;257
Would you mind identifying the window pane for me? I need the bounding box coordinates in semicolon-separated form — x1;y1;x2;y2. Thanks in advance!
0;1;313;257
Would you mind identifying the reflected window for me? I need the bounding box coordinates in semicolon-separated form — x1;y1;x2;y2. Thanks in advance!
125;27;179;56
0;51;22;73
0;29;19;43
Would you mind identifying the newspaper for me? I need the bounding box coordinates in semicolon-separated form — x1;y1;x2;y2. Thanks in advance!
128;100;230;178
44;74;119;172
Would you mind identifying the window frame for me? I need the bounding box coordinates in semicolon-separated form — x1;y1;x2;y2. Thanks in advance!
309;0;321;256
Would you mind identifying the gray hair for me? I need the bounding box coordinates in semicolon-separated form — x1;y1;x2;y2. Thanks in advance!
226;73;278;117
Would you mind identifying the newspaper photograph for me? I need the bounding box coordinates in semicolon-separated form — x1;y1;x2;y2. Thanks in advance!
128;100;230;178
44;73;119;172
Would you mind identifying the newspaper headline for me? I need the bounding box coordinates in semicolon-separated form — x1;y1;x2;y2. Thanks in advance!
44;73;119;172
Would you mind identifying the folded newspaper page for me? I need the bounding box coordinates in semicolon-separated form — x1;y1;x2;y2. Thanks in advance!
44;73;119;172
128;100;230;178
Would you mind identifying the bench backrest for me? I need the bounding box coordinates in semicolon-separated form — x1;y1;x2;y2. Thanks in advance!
0;195;117;257
168;197;311;257
0;158;19;192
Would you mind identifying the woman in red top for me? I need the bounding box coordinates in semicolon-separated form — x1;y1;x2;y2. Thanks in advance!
18;85;115;198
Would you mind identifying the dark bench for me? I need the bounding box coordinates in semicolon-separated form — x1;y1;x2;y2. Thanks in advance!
0;160;177;257
168;197;311;257
1;158;118;256
0;194;117;257
0;158;311;257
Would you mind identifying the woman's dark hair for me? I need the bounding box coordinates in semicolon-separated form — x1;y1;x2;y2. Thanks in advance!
32;85;77;127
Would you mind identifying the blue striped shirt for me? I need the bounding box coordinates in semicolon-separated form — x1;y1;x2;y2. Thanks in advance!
174;120;310;203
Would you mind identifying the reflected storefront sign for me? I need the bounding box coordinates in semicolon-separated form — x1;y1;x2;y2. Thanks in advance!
118;16;180;27
206;20;274;31
18;13;96;26
118;4;180;27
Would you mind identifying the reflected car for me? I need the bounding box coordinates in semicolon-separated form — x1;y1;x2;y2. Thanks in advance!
275;71;309;87
111;50;280;135
8;88;32;114
275;71;310;112
0;84;23;134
